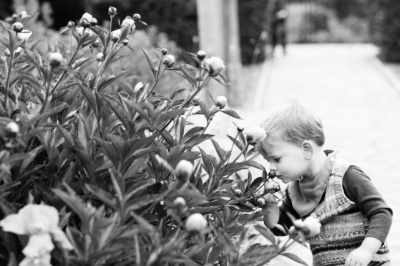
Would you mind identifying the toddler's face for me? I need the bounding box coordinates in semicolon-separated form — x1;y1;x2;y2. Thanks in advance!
262;135;310;183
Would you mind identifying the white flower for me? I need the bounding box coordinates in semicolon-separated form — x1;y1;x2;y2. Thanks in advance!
245;127;266;145
19;252;52;266
49;52;64;68
0;204;73;259
121;16;135;32
80;12;93;27
162;55;175;68
185;213;207;233
174;160;193;180
17;29;32;41
215;96;227;109
204;56;225;76
111;29;121;41
75;26;94;36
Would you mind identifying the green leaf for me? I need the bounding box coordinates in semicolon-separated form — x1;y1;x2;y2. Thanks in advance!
211;139;226;161
78;84;97;116
220;109;242;119
280;253;309;266
253;225;276;245
179;64;197;85
142;48;157;77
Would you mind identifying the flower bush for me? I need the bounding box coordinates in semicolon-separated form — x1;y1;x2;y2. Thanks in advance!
0;8;317;266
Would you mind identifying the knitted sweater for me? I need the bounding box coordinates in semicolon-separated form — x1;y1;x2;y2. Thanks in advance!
309;159;390;266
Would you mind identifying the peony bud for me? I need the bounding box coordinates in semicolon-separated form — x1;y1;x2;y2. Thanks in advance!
257;197;266;207
197;50;206;60
163;55;175;68
234;189;242;197
49;52;64;68
291;216;321;239
111;29;121;42
122;38;129;46
5;121;19;137
5;49;11;57
134;82;144;93
121;16;135;32
204;56;225;76
185;213;207;233
191;96;200;106
174;160;193;180
237;125;244;132
133;13;141;22
12;22;23;33
67;21;75;28
161;48;168;55
20;11;30;20
14;47;23;57
173;197;186;213
303;216;321;238
80;13;92;27
215;96;227;109
245;127;266;145
108;6;117;17
264;180;280;194
268;171;277;179
96;52;104;62
90;18;98;26
17;30;32;41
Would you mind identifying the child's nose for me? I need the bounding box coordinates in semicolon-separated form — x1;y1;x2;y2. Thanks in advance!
269;162;277;171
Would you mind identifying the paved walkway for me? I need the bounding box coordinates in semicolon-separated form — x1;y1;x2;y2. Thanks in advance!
233;44;400;264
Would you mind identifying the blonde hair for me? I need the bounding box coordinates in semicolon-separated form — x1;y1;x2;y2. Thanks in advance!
257;101;325;157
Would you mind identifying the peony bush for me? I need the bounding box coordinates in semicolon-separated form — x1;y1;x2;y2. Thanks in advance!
0;8;318;266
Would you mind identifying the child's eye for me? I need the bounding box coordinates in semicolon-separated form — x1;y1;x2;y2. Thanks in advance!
274;157;281;163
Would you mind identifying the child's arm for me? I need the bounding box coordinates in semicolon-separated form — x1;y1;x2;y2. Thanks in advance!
343;166;393;265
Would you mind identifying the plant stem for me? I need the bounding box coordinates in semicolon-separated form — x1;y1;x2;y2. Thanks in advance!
51;46;81;94
226;132;239;163
4;53;14;112
145;67;166;98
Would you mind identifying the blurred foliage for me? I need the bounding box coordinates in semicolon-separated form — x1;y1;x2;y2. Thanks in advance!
238;0;269;65
369;0;400;62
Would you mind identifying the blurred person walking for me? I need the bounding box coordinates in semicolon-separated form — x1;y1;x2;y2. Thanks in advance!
267;0;288;57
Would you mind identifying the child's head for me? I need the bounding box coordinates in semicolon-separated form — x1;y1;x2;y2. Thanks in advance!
257;101;325;183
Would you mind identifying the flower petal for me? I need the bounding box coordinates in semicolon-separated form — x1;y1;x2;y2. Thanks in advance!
51;228;73;250
23;234;54;258
19;252;52;266
0;213;29;235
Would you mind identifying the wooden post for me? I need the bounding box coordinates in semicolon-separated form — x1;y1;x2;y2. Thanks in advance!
196;0;242;107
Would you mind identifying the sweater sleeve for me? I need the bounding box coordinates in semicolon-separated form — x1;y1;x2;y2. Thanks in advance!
342;166;393;243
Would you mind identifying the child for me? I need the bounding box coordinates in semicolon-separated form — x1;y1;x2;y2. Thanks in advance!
256;102;392;266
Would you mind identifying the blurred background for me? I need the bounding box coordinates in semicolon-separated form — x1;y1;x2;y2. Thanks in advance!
2;0;400;107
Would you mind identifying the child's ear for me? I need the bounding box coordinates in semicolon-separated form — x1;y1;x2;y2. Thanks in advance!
301;140;313;159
